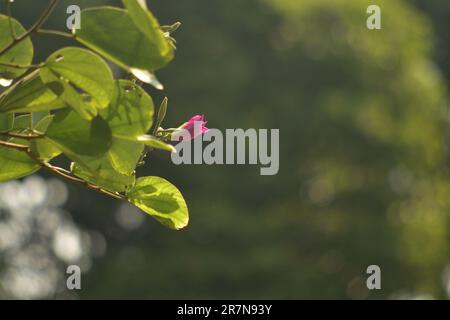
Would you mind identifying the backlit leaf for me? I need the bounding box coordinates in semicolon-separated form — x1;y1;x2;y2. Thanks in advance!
127;176;188;230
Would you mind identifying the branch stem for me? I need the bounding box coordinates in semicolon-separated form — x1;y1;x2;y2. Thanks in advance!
6;0;17;40
37;28;75;39
0;131;44;139
0;61;45;69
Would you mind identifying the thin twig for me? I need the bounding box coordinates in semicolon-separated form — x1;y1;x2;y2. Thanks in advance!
0;0;59;56
37;28;75;39
0;61;45;69
0;139;28;151
6;0;17;40
0;131;44;139
41;162;126;200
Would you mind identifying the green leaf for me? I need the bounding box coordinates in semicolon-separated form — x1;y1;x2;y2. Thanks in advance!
40;67;96;120
0;145;39;182
0;15;34;80
40;47;115;120
30;115;62;161
32;113;52;134
127;176;189;230
100;80;153;175
45;109;112;171
122;0;173;58
101;80;154;138
73;157;135;193
0;70;66;113
137;134;176;153
12;114;31;130
0;113;13;131
0;118;39;181
75;7;173;73
109;137;144;176
31;111;50;127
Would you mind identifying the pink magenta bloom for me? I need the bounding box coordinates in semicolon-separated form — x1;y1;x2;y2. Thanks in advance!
174;115;209;141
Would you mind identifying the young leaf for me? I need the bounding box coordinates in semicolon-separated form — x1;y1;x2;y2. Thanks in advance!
0;15;34;80
40;47;115;120
161;22;181;34
127;176;189;230
153;97;168;134
75;7;173;73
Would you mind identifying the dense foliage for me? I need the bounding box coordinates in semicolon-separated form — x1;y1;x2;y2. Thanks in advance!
0;0;189;230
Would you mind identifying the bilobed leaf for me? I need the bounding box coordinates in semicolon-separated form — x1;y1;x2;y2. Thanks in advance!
40;47;115;120
100;80;153;175
75;7;173;73
127;176;189;230
0;70;66;113
0;15;34;80
45;109;112;171
73;157;135;193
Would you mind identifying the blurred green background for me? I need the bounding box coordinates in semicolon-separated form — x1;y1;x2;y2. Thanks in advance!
1;0;450;299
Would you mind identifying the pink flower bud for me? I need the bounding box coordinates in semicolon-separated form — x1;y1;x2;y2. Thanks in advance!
173;115;209;141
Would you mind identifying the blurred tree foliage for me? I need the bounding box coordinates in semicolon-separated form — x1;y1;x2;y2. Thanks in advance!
2;0;450;299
